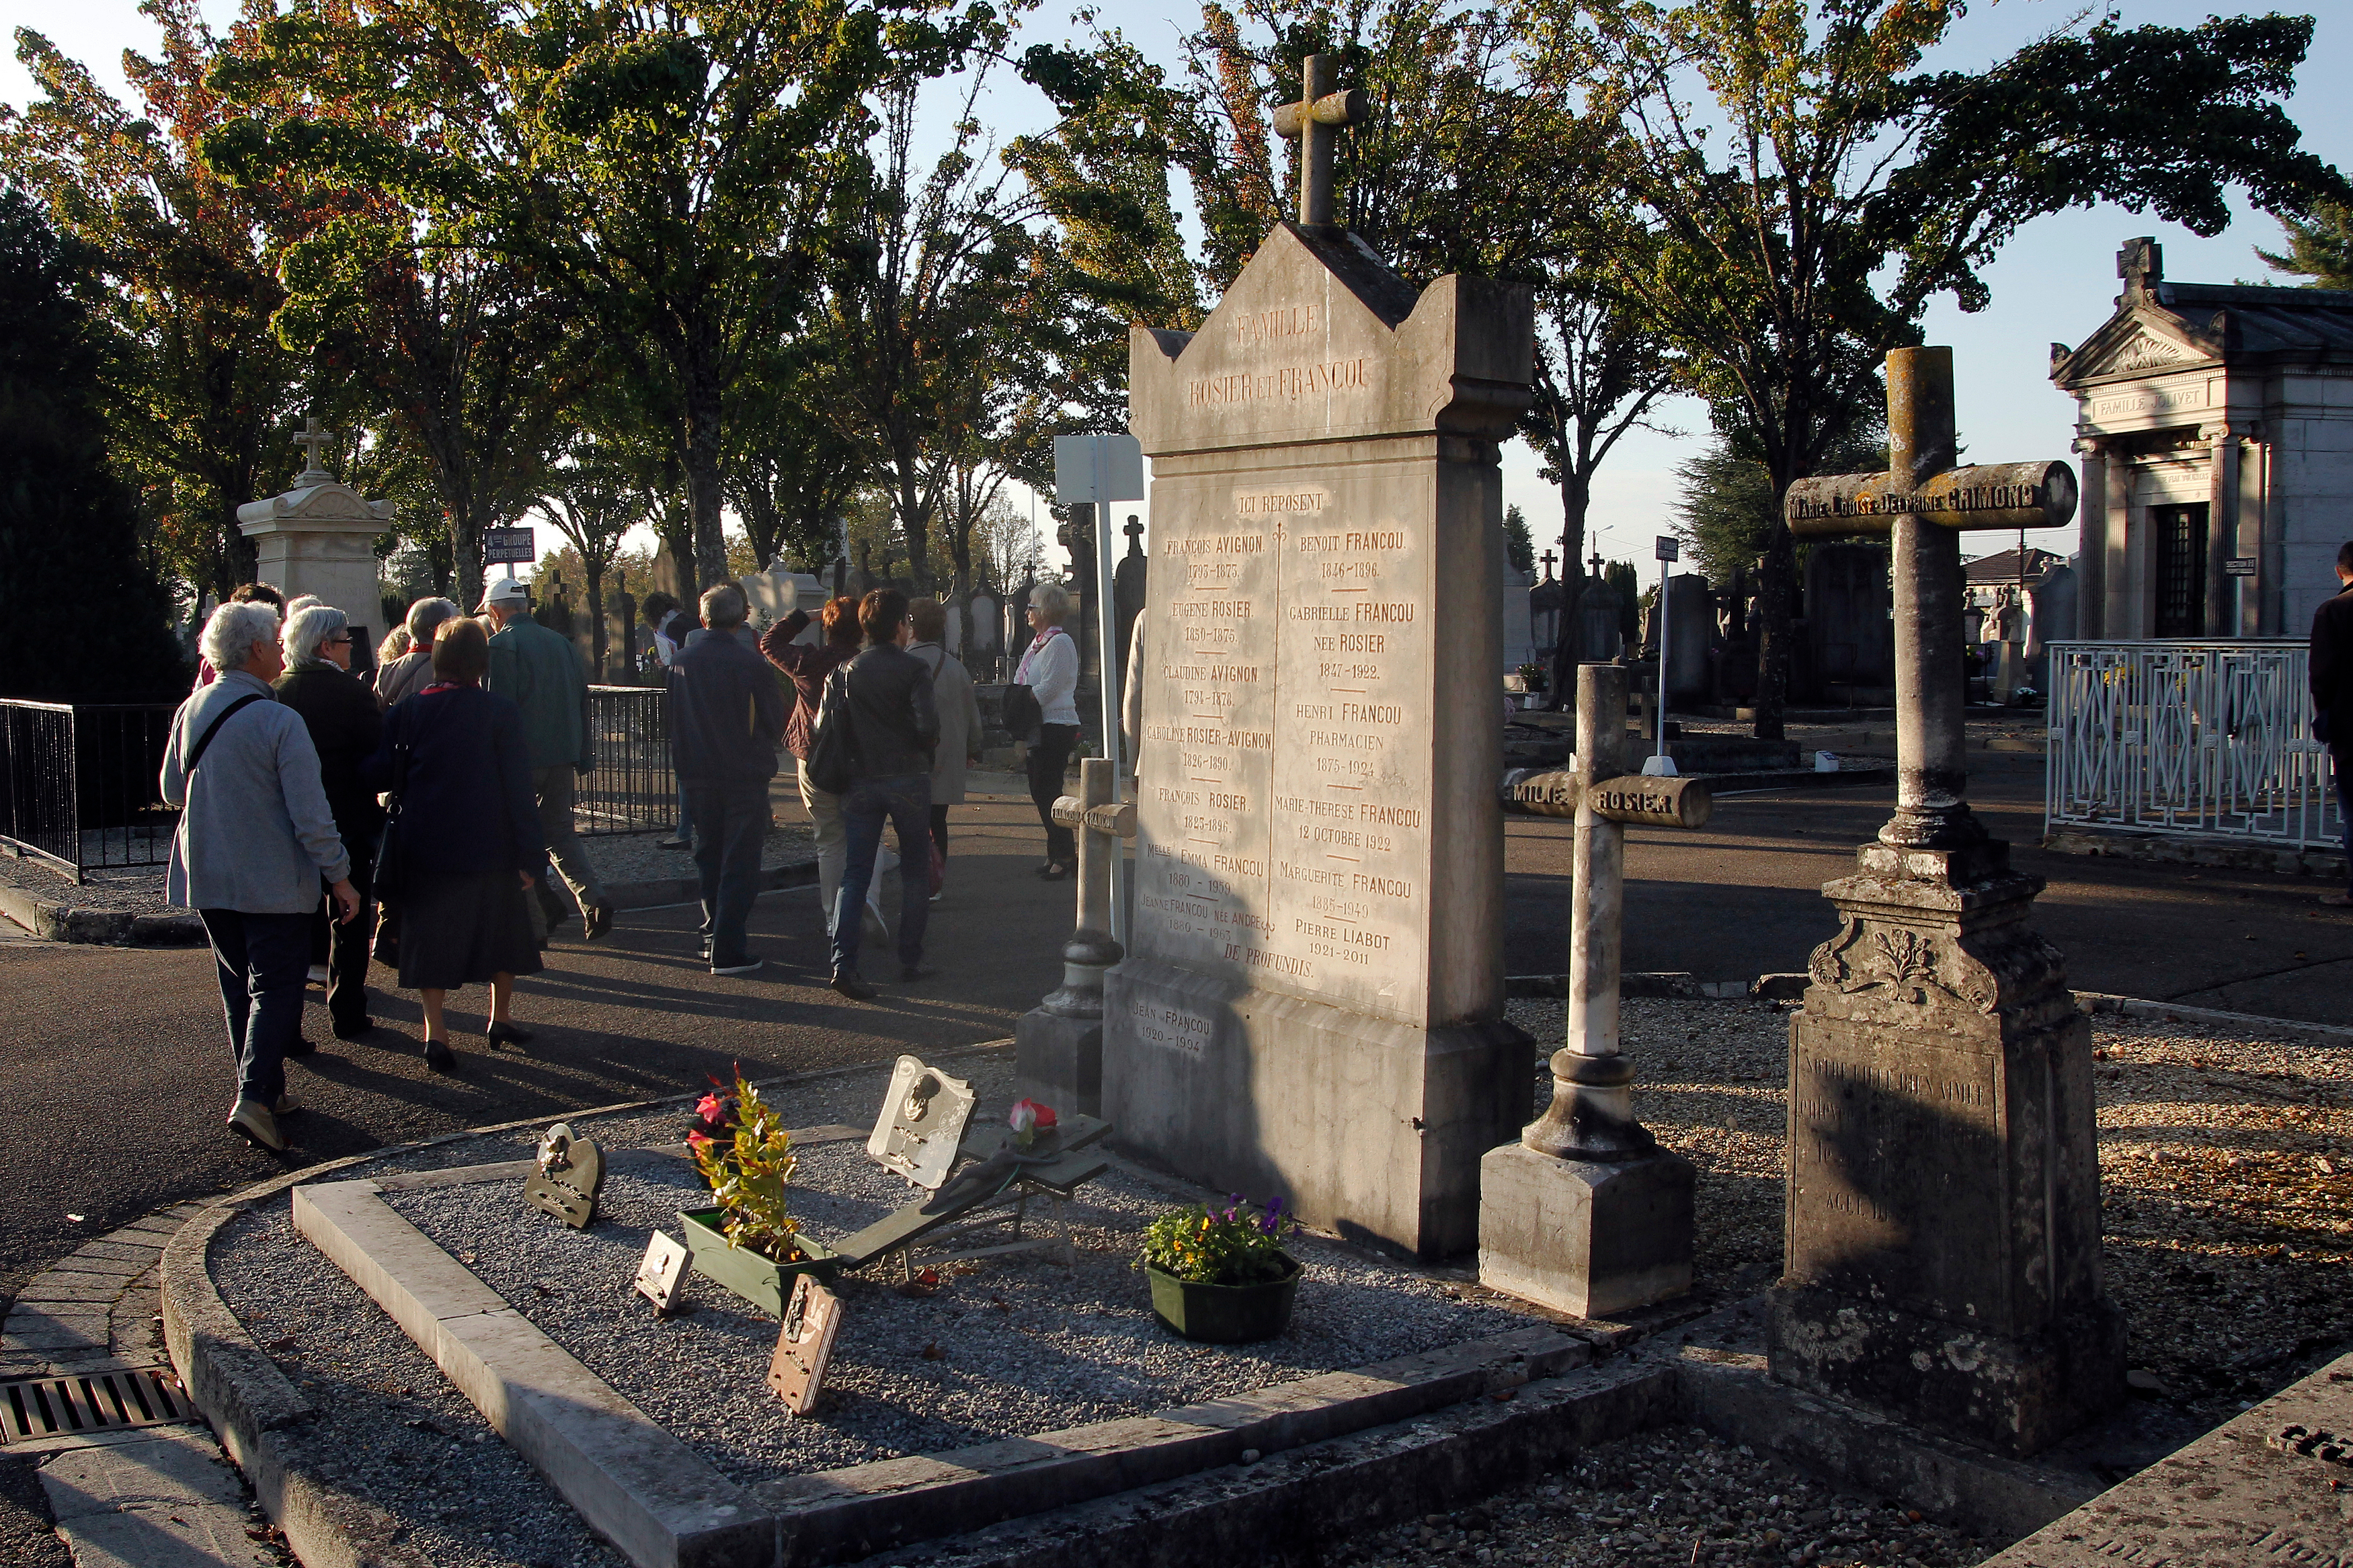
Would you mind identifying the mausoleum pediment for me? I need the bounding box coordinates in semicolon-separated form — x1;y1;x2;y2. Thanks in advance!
1129;222;1530;455
2050;310;2220;388
237;480;396;532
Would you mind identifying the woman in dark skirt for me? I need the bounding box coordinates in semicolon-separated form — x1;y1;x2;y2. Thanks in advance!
362;616;548;1072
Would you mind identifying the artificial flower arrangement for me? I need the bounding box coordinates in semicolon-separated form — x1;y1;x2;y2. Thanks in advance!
1138;1194;1296;1287
1008;1097;1058;1150
686;1067;806;1262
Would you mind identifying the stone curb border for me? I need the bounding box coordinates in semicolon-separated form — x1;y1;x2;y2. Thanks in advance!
830;1356;1676;1568
2071;991;2353;1047
0;855;816;946
1505;971;1804;1001
154;1041;1014;1568
2044;825;2350;881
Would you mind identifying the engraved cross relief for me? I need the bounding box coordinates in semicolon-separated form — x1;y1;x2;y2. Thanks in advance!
1271;54;1367;227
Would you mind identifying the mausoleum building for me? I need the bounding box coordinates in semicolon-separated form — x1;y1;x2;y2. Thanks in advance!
2052;237;2353;640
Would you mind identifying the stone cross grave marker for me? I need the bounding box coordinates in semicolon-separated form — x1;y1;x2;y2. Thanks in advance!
522;1122;603;1229
1014;757;1135;1118
1773;345;2118;1458
867;1057;976;1192
1107;56;1535;1259
766;1274;843;1417
1480;663;1710;1318
1272;54;1367;226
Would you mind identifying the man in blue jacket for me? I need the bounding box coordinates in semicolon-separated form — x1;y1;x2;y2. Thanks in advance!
669;584;788;974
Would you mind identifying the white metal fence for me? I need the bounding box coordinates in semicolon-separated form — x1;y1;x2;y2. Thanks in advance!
2044;641;2344;851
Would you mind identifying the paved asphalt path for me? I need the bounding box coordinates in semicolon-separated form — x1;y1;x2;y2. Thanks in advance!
5;751;2347;1303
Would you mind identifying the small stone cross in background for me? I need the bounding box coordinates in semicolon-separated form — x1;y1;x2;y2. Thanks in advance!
1271;54;1367;226
292;417;335;481
1539;549;1556;581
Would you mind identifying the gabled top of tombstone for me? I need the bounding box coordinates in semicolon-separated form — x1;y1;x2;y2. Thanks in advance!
1129;222;1531;457
235;420;395;532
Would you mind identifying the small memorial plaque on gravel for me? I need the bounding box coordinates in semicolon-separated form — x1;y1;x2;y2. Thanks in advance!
766;1275;842;1415
867;1055;975;1191
634;1231;690;1313
523;1122;604;1229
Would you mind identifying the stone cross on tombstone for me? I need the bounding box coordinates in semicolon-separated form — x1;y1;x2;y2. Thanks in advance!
292;417;335;481
1271;54;1367;226
1014;758;1135;1118
1480;663;1710;1318
1539;549;1556;581
1774;346;2119;1458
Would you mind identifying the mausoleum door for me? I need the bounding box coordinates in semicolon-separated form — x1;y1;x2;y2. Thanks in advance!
2151;502;2209;638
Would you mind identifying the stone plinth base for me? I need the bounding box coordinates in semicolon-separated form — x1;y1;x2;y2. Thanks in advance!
1105;958;1532;1260
1013;1007;1103;1119
1476;1143;1693;1319
1767;1286;2126;1458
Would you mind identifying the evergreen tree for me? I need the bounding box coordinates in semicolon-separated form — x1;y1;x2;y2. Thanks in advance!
2258;201;2353;288
1503;503;1536;574
0;188;186;700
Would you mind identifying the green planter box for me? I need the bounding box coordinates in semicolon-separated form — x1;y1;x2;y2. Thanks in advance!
1144;1252;1302;1344
677;1208;838;1318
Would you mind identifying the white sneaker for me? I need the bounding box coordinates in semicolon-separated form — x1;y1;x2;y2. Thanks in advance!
227;1099;285;1152
711;956;764;977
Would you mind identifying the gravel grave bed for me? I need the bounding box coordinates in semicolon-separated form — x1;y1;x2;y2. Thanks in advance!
0;855;188;915
580;822;812;890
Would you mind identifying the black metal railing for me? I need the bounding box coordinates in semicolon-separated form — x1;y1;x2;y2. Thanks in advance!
0;700;181;883
580;686;674;837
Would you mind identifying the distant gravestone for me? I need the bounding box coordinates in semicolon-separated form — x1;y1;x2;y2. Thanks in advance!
1502;565;1538;677
1574;574;1624;663
236;417;397;624
1804;544;1895;690
2028;562;2077;661
1104;53;1535;1260
1663;573;1712;698
740;567;827;630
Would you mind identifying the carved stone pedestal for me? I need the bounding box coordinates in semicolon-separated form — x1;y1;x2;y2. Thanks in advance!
1767;839;2124;1457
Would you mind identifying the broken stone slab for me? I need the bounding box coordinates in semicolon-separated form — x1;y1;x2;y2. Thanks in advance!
36;1427;277;1568
1977;1346;2353;1567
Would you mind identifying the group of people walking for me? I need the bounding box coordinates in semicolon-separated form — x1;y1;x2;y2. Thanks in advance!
167;581;614;1151
167;569;1082;1151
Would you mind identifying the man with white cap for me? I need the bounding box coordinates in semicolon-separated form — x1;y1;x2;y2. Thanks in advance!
481;578;614;940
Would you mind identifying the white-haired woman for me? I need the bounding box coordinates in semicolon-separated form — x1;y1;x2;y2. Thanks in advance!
161;602;361;1153
1014;582;1080;879
274;604;385;1038
375;596;461;708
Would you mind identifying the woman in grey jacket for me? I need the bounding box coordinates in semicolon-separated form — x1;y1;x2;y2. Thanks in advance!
162;602;360;1153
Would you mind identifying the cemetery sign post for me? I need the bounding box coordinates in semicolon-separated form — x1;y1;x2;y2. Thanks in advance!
1771;347;2121;1456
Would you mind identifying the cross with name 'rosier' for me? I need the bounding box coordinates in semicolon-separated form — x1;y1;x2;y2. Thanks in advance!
1272;54;1367;227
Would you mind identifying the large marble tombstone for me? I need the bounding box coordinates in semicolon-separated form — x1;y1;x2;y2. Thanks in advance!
1663;574;1713;699
740;567;827;630
236;425;395;623
1502;565;1537;676
1574;574;1624;663
1106;222;1536;1260
1804;544;1895;694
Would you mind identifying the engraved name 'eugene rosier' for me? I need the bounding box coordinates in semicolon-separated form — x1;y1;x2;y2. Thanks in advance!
1136;460;1429;1008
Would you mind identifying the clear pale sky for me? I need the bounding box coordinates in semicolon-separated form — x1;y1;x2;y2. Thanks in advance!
6;0;2346;579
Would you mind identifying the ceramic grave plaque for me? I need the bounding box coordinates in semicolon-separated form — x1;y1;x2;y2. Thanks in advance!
766;1275;843;1416
522;1123;603;1229
633;1231;690;1313
866;1056;976;1191
1103;68;1537;1259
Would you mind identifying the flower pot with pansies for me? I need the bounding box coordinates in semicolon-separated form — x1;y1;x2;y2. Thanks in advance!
1138;1196;1301;1344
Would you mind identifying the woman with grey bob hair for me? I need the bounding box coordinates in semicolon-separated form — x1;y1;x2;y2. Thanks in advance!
375;596;461;708
281;604;350;669
274;602;385;1039
1012;581;1080;878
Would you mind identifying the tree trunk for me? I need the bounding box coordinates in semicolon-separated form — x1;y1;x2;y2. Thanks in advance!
737;480;783;575
1751;519;1796;742
585;559;608;679
1548;470;1590;712
684;387;727;593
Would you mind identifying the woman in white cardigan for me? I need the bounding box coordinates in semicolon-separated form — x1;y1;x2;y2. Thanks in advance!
1014;583;1081;879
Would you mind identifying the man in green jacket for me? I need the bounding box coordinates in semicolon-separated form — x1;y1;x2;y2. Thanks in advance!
483;578;614;939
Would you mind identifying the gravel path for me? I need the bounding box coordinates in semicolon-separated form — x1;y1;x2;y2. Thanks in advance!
0;854;186;915
576;823;813;890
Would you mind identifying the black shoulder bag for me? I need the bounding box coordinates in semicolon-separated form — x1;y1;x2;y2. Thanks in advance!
805;665;861;795
184;692;268;777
